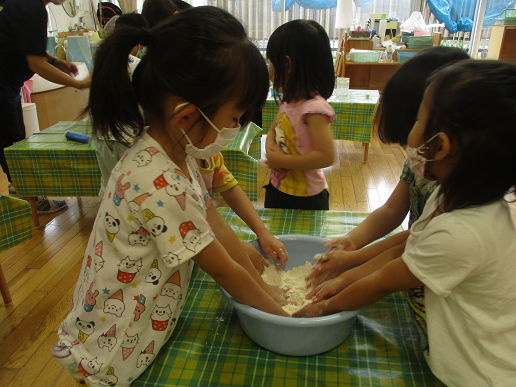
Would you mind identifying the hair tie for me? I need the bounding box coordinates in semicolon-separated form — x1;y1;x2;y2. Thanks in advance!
138;28;149;46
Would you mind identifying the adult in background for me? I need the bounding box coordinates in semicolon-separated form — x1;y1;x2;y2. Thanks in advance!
0;0;91;213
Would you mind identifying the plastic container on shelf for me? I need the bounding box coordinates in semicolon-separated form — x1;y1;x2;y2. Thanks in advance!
495;9;516;25
407;43;433;49
407;36;433;45
396;51;417;64
385;45;393;62
336;77;350;97
348;49;382;63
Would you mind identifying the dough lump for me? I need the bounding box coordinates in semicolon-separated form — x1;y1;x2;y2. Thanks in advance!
261;260;314;314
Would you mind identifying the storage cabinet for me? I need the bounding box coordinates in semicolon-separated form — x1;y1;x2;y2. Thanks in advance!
31;87;89;130
487;25;516;63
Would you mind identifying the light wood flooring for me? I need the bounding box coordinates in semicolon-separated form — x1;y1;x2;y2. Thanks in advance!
1;129;515;387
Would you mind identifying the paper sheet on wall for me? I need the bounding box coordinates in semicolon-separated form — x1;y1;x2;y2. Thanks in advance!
335;0;355;29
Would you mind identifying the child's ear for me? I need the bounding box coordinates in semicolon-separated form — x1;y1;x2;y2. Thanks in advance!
434;132;452;161
166;100;198;129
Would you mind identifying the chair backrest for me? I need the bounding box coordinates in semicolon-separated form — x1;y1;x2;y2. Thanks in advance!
97;2;123;28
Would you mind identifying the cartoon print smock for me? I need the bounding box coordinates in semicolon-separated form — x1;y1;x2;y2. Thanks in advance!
52;131;214;386
270;95;335;197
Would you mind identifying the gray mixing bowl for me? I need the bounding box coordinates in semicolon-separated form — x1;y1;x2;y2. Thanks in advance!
220;234;363;356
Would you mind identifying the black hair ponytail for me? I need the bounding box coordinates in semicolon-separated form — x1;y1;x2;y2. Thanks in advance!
87;27;147;146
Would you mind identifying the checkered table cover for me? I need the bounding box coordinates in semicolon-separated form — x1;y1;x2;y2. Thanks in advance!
4;121;101;197
262;89;380;143
0;195;32;252
134;208;442;387
5;121;261;200
220;122;262;201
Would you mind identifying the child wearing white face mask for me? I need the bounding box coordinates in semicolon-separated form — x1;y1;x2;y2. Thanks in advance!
305;47;470;351
295;60;516;386
52;7;289;387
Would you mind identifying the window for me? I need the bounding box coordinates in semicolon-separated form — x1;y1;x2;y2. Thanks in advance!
133;0;415;49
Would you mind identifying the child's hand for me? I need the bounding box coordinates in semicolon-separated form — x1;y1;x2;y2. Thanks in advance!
292;300;328;318
259;234;289;269
307;250;358;289
265;142;288;170
240;241;268;274
322;235;357;252
264;283;290;307
305;276;349;304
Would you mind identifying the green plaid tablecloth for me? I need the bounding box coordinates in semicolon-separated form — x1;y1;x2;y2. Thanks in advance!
0;194;32;252
134;208;442;387
4;121;101;197
4;121;261;200
262;90;380;143
219;122;262;201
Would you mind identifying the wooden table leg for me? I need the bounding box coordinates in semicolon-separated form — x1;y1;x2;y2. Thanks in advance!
25;197;40;228
0;263;13;307
363;143;369;163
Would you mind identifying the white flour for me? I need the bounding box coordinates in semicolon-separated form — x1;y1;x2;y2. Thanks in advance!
261;260;314;314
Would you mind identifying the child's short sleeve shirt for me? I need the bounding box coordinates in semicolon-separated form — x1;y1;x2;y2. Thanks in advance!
270;95;335;197
399;158;440;227
402;190;516;386
198;152;238;197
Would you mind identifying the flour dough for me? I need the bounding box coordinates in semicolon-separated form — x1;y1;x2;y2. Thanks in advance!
261;260;315;314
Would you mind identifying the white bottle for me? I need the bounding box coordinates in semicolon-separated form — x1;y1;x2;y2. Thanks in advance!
372;35;380;49
386;44;393;63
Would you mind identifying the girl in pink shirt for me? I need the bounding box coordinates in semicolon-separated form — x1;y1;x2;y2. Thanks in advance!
265;20;336;210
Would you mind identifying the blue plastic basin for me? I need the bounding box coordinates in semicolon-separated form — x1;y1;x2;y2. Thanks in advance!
220;235;364;356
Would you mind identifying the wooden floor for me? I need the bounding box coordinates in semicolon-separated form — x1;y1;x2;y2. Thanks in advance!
1;129;515;386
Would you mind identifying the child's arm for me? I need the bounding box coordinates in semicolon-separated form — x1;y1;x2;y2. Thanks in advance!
205;205;289;305
305;238;408;303
323;180;411;251
193;237;289;317
306;230;410;289
221;184;289;268
293;252;423;318
265;114;334;170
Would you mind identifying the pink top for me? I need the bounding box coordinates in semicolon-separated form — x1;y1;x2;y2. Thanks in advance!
270;95;335;197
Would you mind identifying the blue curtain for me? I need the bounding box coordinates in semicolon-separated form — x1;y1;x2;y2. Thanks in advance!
271;0;516;33
272;0;337;11
425;0;516;32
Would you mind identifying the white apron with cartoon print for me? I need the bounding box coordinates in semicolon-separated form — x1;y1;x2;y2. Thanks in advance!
52;132;215;386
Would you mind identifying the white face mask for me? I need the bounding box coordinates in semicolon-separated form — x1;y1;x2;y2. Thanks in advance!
406;132;442;178
176;103;241;159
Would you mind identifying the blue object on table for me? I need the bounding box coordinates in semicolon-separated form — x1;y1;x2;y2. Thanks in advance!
66;131;90;143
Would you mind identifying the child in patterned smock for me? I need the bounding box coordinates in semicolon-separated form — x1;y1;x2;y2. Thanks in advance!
295;60;516;387
264;20;336;210
52;7;289;387
198;151;289;273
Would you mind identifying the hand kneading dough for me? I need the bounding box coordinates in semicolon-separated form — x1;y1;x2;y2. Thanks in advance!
261;261;314;314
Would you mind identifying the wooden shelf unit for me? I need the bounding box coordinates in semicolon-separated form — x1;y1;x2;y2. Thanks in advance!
487;25;516;63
